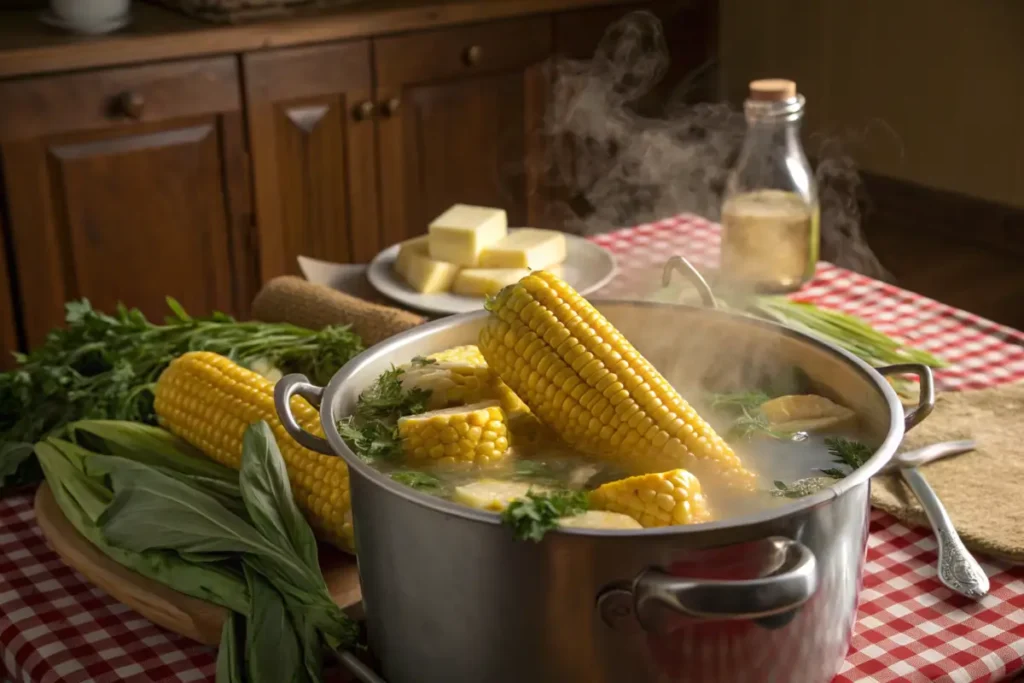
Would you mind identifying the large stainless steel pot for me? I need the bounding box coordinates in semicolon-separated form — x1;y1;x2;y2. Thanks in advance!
275;261;935;683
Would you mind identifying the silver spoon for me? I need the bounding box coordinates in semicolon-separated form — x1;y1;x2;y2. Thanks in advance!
880;440;990;599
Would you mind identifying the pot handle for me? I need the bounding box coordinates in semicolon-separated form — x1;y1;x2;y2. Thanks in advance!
604;537;817;629
875;363;936;431
662;256;718;309
274;374;334;455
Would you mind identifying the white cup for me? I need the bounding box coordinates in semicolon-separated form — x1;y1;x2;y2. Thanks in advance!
50;0;130;31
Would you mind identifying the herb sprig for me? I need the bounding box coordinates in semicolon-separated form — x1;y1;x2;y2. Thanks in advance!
336;368;430;461
501;490;590;542
390;470;445;494
1;298;363;493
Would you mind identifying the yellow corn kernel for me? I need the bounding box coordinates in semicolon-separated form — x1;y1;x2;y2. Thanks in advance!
397;401;511;467
479;271;755;489
589;469;710;528
153;351;354;552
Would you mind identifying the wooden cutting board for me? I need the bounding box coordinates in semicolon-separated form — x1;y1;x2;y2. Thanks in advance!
34;482;362;646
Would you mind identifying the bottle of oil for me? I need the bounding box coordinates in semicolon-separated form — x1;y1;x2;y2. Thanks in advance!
720;79;819;293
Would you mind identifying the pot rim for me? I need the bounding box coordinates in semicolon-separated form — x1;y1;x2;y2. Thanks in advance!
319;300;907;538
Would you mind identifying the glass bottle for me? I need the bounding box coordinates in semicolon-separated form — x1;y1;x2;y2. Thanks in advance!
720;79;819;293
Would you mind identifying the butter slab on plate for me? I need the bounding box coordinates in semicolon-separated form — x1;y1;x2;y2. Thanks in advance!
367;229;617;315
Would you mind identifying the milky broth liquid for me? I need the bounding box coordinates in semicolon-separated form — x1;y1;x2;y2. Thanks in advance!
720;190;818;293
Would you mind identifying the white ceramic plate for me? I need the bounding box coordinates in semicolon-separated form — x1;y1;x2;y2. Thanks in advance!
367;230;617;315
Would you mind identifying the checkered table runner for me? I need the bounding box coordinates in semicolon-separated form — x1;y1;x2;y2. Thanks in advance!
3;214;1023;682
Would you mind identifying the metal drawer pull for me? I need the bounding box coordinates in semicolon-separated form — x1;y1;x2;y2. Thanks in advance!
463;44;482;66
115;91;145;119
353;100;376;121
379;97;401;117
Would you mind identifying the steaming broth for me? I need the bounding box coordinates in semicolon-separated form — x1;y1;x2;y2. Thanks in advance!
355;374;873;526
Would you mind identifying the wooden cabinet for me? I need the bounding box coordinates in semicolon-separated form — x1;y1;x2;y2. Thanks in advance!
0;56;252;348
0;212;17;370
373;17;553;245
244;41;380;281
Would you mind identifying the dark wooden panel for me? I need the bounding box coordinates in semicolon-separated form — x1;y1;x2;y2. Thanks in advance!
244;41;379;279
377;70;536;246
0;56;240;141
0;210;18;369
374;16;552;86
3;114;244;347
861;172;1024;331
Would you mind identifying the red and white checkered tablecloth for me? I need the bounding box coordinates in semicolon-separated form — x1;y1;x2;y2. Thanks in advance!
3;214;1024;683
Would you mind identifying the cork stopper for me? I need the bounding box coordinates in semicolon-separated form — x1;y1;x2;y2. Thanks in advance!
749;79;797;102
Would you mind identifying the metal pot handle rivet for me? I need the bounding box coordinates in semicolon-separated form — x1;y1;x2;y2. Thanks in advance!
274;374;334;455
661;256;718;309
611;536;817;629
875;363;936;431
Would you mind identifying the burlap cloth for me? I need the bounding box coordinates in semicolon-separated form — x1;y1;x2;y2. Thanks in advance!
252;275;1024;563
871;382;1024;563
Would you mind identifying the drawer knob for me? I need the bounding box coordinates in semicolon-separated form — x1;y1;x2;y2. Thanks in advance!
353;100;375;121
116;91;145;119
380;97;401;117
463;45;483;66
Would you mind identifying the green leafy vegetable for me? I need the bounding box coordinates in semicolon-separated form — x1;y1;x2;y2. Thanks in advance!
825;436;871;472
501;490;590;542
244;564;304;683
0;298;363;493
216;613;246;683
727;408;792;441
390;470;445;494
709;391;771;412
336;367;430;461
410;356;437;367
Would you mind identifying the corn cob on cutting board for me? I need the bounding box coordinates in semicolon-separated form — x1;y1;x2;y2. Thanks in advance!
33;483;362;646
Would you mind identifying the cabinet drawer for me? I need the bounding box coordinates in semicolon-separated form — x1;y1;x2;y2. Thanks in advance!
374;16;552;86
0;56;240;142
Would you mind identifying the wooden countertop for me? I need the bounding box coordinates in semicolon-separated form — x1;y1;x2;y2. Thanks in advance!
0;0;640;78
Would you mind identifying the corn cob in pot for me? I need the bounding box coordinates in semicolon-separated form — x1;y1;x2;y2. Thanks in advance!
479;270;756;489
154;351;355;552
397;401;511;468
590;469;711;527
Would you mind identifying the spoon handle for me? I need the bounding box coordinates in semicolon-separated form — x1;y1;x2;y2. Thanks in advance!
900;467;990;599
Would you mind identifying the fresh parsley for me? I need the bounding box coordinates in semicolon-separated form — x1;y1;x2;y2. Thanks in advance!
336;368;430;461
709;391;771;412
727;407;792;441
0;298;363;493
410;356;437;367
501;490;590;542
823;436;872;474
390;470;444;494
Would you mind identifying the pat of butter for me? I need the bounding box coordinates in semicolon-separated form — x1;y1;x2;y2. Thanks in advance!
479;229;567;269
394;237;460;293
452;268;530;297
394;235;430;279
428;204;507;267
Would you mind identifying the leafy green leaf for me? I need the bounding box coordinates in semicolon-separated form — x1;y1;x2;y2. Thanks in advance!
410;356;436;367
825;436;871;472
216;611;246;683
0;441;36;490
240;423;320;574
389;470;444;494
166;296;192;323
727;408;792;441
244;564;304;683
71;421;237;482
36;441;249;613
709;391;771;412
501;490;590;542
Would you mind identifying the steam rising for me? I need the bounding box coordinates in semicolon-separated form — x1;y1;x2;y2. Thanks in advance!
541;11;890;281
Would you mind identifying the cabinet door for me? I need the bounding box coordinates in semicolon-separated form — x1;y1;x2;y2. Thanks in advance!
244;41;380;278
0;212;18;370
0;57;251;348
374;17;553;246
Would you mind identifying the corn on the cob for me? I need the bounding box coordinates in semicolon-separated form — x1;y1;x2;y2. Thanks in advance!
590;469;710;528
397;401;511;468
479;270;755;488
154;351;354;552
